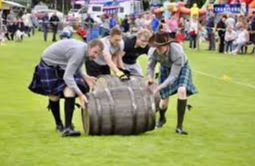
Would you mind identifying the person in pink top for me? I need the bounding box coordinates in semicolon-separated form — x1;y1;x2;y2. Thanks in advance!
167;14;178;38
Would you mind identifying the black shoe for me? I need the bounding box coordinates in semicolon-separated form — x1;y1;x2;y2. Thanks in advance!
176;128;188;135
62;127;81;137
156;117;166;128
56;124;64;132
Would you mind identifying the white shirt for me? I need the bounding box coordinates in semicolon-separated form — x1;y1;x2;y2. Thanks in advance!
190;20;198;34
94;36;124;65
22;13;33;27
234;29;248;44
62;25;74;35
225;17;235;28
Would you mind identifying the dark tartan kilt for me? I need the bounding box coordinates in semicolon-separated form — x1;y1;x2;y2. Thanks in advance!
28;60;89;97
159;63;198;99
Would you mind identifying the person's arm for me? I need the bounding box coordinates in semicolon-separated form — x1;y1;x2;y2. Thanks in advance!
146;47;157;81
49;16;53;25
117;40;125;69
116;50;125;69
158;44;186;90
102;40;123;74
63;53;84;96
78;61;97;91
78;62;86;78
103;51;120;74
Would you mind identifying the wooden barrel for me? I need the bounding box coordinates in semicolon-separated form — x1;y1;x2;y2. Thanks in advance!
95;75;145;90
94;75;161;109
82;87;156;135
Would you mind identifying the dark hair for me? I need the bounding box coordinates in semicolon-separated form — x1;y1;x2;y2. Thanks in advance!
149;32;172;46
110;27;122;36
158;24;164;32
88;39;104;51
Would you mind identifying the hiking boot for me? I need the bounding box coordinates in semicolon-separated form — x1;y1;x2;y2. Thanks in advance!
156;117;166;128
62;127;81;137
176;127;188;135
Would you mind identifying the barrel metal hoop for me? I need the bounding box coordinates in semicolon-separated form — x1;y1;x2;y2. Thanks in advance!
104;88;116;134
113;76;119;87
97;77;107;89
127;87;137;134
82;99;91;135
140;87;149;131
92;92;103;135
105;75;111;87
149;93;156;129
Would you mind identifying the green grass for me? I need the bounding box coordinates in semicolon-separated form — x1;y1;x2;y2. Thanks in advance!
0;33;255;166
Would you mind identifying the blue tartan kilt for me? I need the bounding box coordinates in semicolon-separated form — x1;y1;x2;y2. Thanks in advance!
28;60;89;97
159;63;198;99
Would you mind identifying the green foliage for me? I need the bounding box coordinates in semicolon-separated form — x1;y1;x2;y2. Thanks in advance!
186;0;207;7
0;33;255;165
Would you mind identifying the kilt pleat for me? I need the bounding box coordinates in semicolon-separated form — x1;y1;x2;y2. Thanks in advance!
28;60;88;97
159;63;198;99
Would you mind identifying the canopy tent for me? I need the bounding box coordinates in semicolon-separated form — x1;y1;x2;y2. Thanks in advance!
1;0;26;10
72;0;86;6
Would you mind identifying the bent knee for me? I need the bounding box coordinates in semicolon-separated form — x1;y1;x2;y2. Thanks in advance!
178;87;187;99
160;98;169;109
49;95;60;101
63;87;76;98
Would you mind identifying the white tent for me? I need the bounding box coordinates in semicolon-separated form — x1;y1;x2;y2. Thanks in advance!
1;0;26;9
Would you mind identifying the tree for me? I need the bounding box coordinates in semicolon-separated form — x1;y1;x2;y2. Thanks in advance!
186;0;207;8
142;0;150;11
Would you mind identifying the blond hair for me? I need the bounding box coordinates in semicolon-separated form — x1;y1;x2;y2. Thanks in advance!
137;29;152;40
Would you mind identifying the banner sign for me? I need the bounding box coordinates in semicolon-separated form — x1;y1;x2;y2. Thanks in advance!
103;1;119;14
89;0;127;4
214;3;248;14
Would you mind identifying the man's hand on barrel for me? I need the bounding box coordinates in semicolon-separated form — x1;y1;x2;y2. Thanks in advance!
153;86;161;95
84;75;97;91
146;78;155;86
78;94;88;109
146;78;160;95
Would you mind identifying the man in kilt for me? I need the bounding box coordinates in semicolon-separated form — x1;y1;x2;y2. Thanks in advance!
147;33;197;135
85;27;128;79
122;29;152;76
28;39;104;137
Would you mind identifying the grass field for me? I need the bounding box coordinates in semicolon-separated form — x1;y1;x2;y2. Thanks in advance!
0;33;255;166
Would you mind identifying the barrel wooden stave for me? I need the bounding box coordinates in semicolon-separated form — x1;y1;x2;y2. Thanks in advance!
95;75;145;89
95;75;160;110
